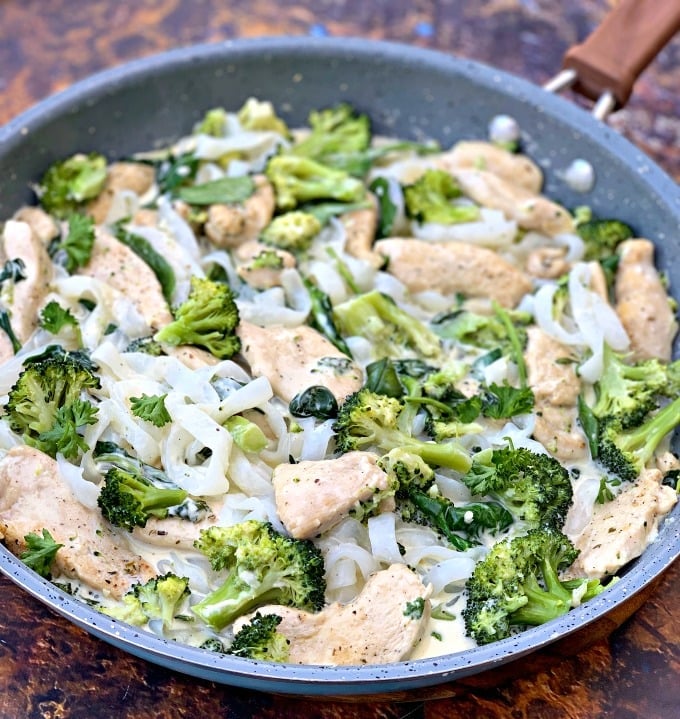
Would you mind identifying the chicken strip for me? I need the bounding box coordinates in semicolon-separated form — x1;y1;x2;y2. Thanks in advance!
524;326;587;461
615;239;677;361
87;162;156;224
450;167;574;236
436;141;543;194
235;564;431;665
374;238;532;307
235;240;296;290
0;446;155;598
340;200;384;269
273;452;394;539
1;219;54;341
237;322;363;404
78;227;173;330
204;175;275;249
12;206;60;245
566;469;677;579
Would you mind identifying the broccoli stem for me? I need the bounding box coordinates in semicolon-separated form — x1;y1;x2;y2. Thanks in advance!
192;572;282;630
394;432;471;473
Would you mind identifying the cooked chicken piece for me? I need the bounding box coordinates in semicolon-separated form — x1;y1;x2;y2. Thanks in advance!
273;452;394;539
0;446;155;598
615;239;677;361
131;208;159;226
374;238;532;307
12;206;60;245
587;260;609;301
86;162;156;224
340;200;383;269
132;511;219;550
436;141;543;194
525;246;569;279
450;168;574;236
235;240;296;290
566;469;677;579
204;175;275;249
237;322;363;404
656;451;680;474
78;227;173;330
525;327;587;461
164;345;221;370
235;564;431;665
1;220;54;341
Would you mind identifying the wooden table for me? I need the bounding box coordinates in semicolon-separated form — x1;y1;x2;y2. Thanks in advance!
0;1;678;717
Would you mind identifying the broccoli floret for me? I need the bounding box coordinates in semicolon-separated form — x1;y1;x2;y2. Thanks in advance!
578;218;633;262
227;612;290;662
260;211;322;251
597;395;680;482
38;153;108;218
590;344;669;428
103;573;191;628
461;445;573;531
195;107;228;136
4;346;100;459
191;520;326;630
334;290;441;361
291;103;370;162
463;528;607;645
94;441;210;529
97;467;190;532
379;448;512;551
333;388;471;472
237;98;289;136
125;336;165;356
249;249;285;270
404;169;480;225
154;276;241;359
266;155;365;211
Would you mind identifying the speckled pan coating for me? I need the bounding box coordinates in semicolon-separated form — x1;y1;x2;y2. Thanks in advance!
0;37;678;696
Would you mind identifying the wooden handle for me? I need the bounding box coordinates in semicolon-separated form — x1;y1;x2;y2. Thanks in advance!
562;0;680;108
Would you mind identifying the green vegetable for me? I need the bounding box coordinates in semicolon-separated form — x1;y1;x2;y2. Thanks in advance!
192;520;326;630
176;176;255;206
224;415;268;452
577;218;634;262
38;152;107;218
404;597;426;620
20;529;63;578
54;214;96;273
5;346;100;460
290;103;370;162
333;388;472;472
289;386;339;420
39;301;81;343
369;177;396;238
227;612;290;662
114;227;176;304
463;528;610;645
261;211;322;252
266;155;365;211
97;467;189;532
103;573;191;629
334;290;441;361
0;310;21;354
156;153;199;194
0;258;27;285
461;445;573;531
237;97;289;135
597;396;680;482
302;276;352;356
404;169;480;225
130;393;171;428
195;107;228;136
154;276;241;359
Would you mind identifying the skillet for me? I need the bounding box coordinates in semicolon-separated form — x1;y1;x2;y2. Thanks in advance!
0;0;679;697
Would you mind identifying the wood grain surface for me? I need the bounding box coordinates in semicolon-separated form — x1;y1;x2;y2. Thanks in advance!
0;1;678;717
